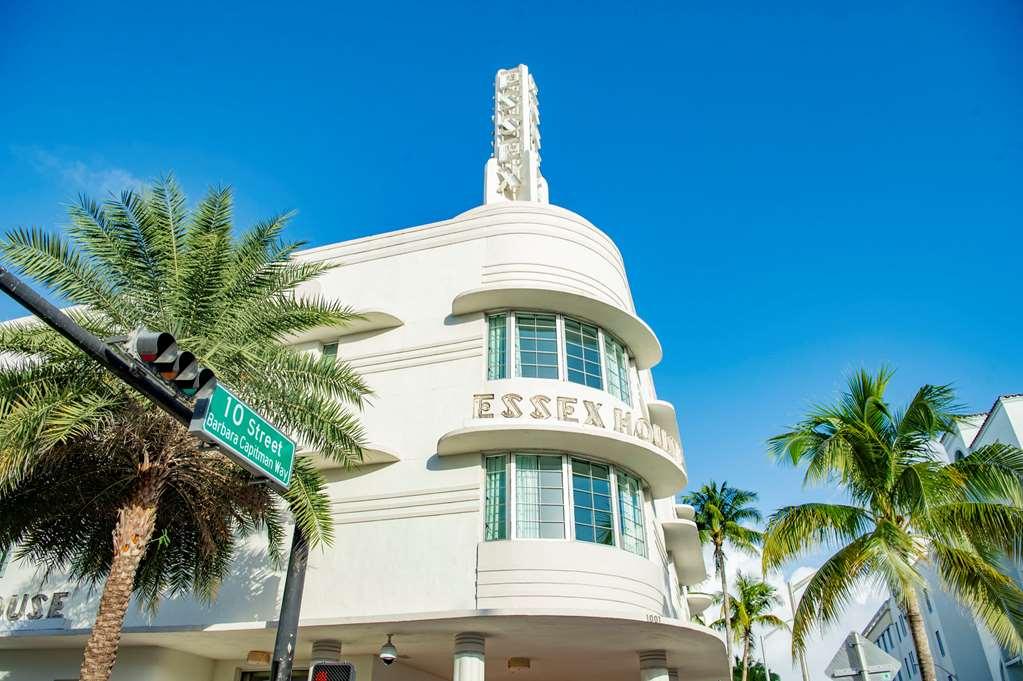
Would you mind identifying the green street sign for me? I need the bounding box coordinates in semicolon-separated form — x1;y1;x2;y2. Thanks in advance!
189;383;296;492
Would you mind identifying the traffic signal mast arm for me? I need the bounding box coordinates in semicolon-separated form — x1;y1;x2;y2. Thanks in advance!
0;265;194;425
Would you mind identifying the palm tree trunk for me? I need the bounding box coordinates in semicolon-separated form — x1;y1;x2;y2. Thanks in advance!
741;636;750;681
903;589;937;681
78;475;162;681
716;543;734;665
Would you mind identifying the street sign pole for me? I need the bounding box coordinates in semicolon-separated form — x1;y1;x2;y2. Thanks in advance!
270;526;309;681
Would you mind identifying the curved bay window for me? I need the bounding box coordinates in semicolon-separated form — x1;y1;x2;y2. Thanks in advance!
487;311;633;405
483;453;648;557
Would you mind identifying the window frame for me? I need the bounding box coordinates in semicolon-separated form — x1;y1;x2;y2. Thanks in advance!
321;340;339;361
481;450;648;556
485;310;634;405
484;454;510;540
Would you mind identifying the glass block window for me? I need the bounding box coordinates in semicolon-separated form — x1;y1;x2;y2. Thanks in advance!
604;334;630;405
322;342;339;361
484;455;508;540
515;313;559;379
515;454;565;538
617;471;647;556
487;314;508;380
571;459;614;545
564;318;603;388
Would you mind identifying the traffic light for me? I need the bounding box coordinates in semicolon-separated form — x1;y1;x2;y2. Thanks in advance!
309;662;355;681
129;329;216;397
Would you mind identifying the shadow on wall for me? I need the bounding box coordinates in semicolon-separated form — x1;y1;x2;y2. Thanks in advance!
123;543;283;628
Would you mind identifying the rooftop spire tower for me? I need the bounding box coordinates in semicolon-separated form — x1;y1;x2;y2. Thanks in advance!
484;64;549;204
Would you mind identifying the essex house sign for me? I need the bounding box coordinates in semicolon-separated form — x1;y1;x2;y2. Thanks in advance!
471;392;682;460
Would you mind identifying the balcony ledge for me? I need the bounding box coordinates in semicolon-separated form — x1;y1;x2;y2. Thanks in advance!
663;518;708;586
452;285;662;369
437;421;686;498
304;442;400;470
686;592;714;616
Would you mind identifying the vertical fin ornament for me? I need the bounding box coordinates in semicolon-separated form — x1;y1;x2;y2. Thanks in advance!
484;64;549;204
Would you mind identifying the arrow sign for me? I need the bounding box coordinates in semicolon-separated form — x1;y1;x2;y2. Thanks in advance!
826;632;901;680
189;383;296;493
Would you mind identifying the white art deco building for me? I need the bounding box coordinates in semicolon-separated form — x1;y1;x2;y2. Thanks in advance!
0;65;726;681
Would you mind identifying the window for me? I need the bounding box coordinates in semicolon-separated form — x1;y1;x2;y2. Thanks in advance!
515;454;565;538
617;471;647;557
322;342;338;361
924;590;932;613
604;334;631;405
905;657;912;678
896;671;903;681
515;313;559;379
487;314;508;379
483;452;648;557
899;614;907;638
954;449;964;461
935;630;945;657
485;455;508;540
485;311;634;404
564;318;603;388
910;650;918;673
572;460;614;545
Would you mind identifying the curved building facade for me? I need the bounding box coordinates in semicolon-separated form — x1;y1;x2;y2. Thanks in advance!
0;65;725;681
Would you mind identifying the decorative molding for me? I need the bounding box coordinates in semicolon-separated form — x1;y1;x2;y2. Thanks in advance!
485;65;548;204
295;207;626;286
332;483;481;524
346;336;483;375
332;483;480;505
481;262;629;310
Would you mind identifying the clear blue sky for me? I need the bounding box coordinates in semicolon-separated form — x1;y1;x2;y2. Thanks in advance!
2;0;1022;555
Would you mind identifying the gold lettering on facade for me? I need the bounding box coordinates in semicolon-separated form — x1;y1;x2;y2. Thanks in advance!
583;400;604;427
473;393;495;419
613;408;632;435
501;393;523;418
556;396;578;422
633;418;652;442
652;423;665;449
470;393;682;460
530;395;552;419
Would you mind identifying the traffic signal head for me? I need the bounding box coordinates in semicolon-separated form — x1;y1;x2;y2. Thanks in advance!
309;662;355;681
129;329;216;398
133;330;176;364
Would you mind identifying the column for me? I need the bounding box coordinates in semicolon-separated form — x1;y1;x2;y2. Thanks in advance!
453;632;485;681
638;650;670;681
311;639;342;662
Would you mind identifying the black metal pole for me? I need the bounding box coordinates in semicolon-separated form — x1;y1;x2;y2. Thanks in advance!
0;265;192;425
270;525;309;681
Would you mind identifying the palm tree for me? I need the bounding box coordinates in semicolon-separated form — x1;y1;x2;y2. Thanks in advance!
0;177;369;681
682;481;763;664
763;368;1023;681
730;658;779;681
712;572;786;681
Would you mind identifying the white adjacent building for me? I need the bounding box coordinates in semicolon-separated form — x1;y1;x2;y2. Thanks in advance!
0;65;725;681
